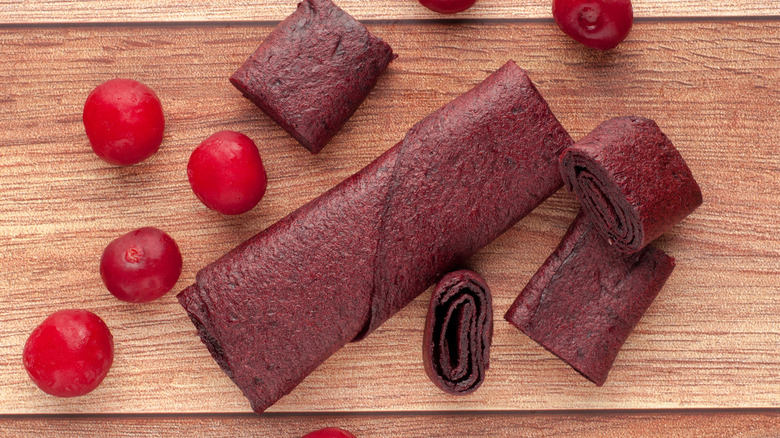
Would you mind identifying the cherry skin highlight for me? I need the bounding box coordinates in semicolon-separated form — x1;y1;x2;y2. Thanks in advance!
419;0;477;14
553;0;633;50
83;78;165;166
23;310;114;397
100;227;183;303
301;427;357;438
187;130;268;215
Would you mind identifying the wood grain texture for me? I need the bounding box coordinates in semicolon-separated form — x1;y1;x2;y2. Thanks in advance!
0;0;778;24
1;411;779;437
0;21;778;415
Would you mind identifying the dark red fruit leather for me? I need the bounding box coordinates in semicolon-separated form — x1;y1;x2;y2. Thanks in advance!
504;212;676;385
178;60;572;414
229;0;395;154
560;116;702;253
423;270;492;395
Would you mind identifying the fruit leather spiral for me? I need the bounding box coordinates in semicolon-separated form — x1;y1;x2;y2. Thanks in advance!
423;270;492;395
504;212;676;385
230;0;395;154
560;116;702;253
178;60;573;414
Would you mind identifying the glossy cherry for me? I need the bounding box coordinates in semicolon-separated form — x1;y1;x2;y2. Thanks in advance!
419;0;477;14
100;227;183;303
301;427;357;438
83;78;165;166
23;310;114;397
187;130;268;215
553;0;633;50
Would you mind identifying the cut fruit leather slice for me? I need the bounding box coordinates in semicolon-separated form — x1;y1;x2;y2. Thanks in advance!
560;116;702;254
230;0;396;154
505;212;676;386
423;269;492;395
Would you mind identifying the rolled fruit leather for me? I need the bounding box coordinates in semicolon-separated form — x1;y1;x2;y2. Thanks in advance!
504;212;676;385
230;0;396;154
423;269;493;395
178;60;573;414
560;116;702;253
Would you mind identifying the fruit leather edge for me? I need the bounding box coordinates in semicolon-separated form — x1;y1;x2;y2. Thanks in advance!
504;212;676;385
229;0;396;153
178;285;232;379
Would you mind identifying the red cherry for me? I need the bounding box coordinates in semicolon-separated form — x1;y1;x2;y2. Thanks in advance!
23;310;114;397
83;78;165;166
419;0;477;14
187;131;268;215
100;227;183;303
302;427;357;438
553;0;633;50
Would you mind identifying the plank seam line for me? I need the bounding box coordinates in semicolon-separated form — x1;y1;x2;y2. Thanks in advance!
1;408;779;419
0;15;779;29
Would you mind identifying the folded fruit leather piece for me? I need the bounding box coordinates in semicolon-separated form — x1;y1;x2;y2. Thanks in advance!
505;212;676;385
423;270;492;395
230;0;395;154
178;60;573;414
560;116;702;253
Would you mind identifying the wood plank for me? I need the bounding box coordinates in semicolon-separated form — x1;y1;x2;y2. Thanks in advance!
0;21;778;414
0;0;778;24
1;411;779;437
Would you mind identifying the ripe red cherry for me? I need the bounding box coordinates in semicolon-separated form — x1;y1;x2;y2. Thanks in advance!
302;427;357;438
553;0;633;50
419;0;477;14
83;78;165;166
187;130;268;215
23;310;114;397
100;227;183;303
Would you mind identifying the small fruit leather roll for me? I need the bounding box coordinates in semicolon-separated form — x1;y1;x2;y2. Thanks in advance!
230;0;395;154
178;61;573;414
505;212;676;385
423;270;492;395
560;116;702;253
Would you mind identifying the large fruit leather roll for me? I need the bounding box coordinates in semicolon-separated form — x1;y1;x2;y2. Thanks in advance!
504;212;676;385
178;60;573;414
560;116;702;253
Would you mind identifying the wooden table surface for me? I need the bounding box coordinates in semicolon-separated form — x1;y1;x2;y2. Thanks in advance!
1;0;778;436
